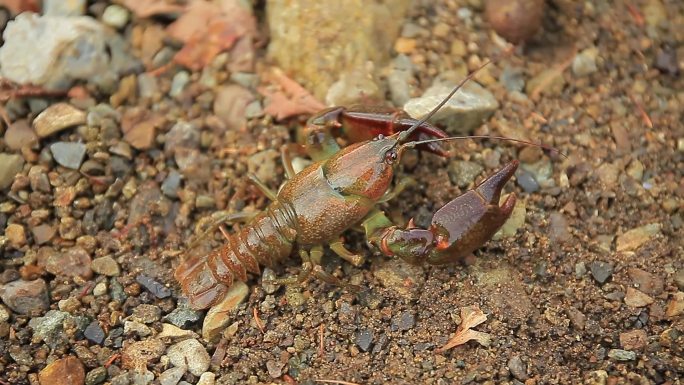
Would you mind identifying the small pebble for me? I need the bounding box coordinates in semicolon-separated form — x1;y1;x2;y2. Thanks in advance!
665;292;684;318
394;37;417;54
624;287;654;308
159;366;185;385
102;4;130;29
197;372;215;385
202;281;249;341
51;142;87;169
163;301;202;329
675;269;684;290
161;170;182;198
266;360;283;378
391;311;415;331
6;223;26;248
620;329;648;350
607;349;636;361
44;246;93;279
170;71;190;97
500;66;525;92
84;321;106;345
356;328;374;352
91;256;121;276
0;153;24;189
261;268;280;294
588;261;613;284
0;304;10;323
33;103;86;138
93;282;108;296
85;367;107;385
124;320;152;337
516;169;539;193
121;339;166;370
5;119;38;150
507;355;528;381
0;278;50;314
448;160;483;188
572;47;599;77
627;267;663;296
130;304;162;324
58;297;81;313
616;223;661;252
136;274;171;298
167;339;211;376
38;356;86;385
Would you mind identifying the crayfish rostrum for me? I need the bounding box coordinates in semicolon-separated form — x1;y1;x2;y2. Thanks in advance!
176;72;520;310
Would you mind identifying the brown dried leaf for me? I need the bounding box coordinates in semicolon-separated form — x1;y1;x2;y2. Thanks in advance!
120;0;185;18
258;68;326;120
167;0;256;71
2;0;39;15
436;305;491;352
173;19;239;71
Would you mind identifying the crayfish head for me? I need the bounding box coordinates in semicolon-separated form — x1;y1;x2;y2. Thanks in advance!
323;135;401;201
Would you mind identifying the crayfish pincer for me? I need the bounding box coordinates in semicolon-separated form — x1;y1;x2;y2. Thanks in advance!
175;67;521;310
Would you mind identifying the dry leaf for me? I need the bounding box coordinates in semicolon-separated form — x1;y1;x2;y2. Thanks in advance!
120;0;185;18
436;305;492;352
258;68;326;120
167;0;256;71
173;19;240;71
2;0;39;15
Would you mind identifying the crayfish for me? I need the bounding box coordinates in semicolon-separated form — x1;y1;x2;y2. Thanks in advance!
176;67;524;310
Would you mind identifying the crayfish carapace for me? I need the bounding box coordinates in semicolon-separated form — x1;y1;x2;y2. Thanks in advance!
175;65;526;310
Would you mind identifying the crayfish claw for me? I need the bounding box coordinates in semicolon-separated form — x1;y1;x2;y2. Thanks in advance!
375;161;519;266
474;160;519;204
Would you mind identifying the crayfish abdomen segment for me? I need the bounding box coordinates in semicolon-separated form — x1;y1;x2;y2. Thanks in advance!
175;202;298;310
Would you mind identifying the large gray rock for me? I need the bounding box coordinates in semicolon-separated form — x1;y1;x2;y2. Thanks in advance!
403;82;499;134
267;0;411;100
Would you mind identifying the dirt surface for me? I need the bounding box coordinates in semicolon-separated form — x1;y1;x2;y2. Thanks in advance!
0;1;683;385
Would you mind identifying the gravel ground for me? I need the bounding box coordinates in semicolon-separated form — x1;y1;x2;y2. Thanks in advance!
0;1;682;385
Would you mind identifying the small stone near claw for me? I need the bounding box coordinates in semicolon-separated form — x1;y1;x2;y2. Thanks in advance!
202;281;249;341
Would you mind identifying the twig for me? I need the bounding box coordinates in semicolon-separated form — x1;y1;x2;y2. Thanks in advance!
104;353;120;368
253;307;265;333
630;95;653;129
626;3;645;27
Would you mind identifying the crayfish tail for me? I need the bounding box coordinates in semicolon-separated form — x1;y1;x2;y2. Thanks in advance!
174;251;230;310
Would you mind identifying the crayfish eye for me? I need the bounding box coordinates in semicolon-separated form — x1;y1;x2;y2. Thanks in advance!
373;134;385;141
384;149;398;163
